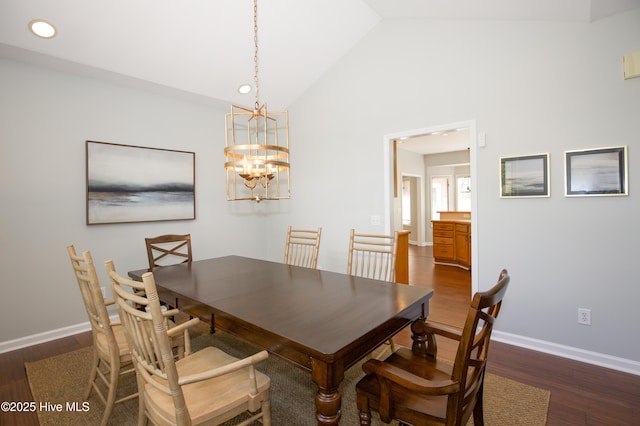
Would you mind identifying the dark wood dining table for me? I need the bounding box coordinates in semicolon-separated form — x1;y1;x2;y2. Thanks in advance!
128;255;433;426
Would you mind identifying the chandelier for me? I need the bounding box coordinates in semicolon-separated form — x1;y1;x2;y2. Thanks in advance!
224;0;290;202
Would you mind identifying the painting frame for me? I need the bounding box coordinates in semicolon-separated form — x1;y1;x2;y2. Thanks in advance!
564;146;628;197
86;140;196;225
500;153;550;198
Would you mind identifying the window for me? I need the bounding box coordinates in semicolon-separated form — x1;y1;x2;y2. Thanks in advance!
456;176;471;211
431;176;449;220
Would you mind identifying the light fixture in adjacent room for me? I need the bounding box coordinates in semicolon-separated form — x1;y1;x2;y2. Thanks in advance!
224;0;290;202
29;19;56;39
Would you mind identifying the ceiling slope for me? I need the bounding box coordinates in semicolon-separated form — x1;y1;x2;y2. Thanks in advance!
1;0;638;108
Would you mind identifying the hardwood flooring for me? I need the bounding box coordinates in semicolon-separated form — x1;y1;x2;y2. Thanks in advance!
0;246;638;425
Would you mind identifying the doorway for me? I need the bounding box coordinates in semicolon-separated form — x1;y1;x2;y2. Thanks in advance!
401;174;422;245
382;120;478;293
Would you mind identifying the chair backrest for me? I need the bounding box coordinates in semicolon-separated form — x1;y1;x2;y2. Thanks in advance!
105;260;191;424
347;229;398;282
67;245;117;354
448;269;510;423
283;226;322;269
145;234;192;269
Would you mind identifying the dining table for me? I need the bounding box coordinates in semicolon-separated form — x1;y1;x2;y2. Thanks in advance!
128;255;434;426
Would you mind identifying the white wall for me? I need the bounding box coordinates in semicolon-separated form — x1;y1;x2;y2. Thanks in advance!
267;10;640;367
1;9;639;372
0;58;270;343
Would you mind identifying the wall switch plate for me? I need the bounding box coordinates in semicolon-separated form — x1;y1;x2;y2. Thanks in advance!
478;132;486;147
623;52;640;80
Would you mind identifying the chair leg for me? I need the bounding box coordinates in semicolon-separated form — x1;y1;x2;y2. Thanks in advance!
136;389;147;426
134;372;149;426
100;360;120;426
473;380;485;426
359;410;372;425
357;393;372;425
84;349;99;400
261;396;272;426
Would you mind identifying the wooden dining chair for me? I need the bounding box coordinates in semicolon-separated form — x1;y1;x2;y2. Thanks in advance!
106;260;272;426
348;229;400;357
356;269;510;426
145;233;217;332
145;234;192;269
283;226;322;269
348;229;399;282
68;245;194;425
67;245;138;426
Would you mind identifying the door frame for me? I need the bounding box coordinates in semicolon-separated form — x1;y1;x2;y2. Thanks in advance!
382;120;478;293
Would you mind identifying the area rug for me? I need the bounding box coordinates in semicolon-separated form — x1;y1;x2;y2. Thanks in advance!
26;330;550;425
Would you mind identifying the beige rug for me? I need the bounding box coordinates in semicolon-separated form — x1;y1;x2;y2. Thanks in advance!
26;331;550;425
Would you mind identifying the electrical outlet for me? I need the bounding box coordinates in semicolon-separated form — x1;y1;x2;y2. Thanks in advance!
578;308;591;325
101;286;106;299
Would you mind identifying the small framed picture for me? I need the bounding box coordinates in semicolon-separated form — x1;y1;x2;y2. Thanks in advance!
564;146;628;197
500;153;550;198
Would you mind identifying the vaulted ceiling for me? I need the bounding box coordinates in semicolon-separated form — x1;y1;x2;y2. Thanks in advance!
1;0;638;110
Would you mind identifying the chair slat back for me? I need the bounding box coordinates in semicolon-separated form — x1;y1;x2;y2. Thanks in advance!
67;245;114;344
283;226;322;269
449;269;510;423
106;260;190;424
145;234;192;269
347;229;398;282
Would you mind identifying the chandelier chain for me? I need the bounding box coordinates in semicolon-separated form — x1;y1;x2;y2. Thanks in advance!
253;0;259;109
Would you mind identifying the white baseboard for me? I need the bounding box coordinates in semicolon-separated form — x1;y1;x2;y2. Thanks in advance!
0;322;92;354
3;322;639;376
493;330;640;376
0;314;119;354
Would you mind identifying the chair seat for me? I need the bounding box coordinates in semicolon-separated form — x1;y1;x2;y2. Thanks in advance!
356;348;459;423
95;323;132;362
145;346;271;425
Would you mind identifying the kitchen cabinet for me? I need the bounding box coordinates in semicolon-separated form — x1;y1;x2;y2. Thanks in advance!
432;220;470;270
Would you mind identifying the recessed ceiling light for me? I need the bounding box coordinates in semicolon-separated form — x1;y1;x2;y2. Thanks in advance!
29;19;56;39
238;84;252;94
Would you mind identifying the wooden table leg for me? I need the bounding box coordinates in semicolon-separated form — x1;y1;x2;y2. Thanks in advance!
311;358;344;425
411;315;434;359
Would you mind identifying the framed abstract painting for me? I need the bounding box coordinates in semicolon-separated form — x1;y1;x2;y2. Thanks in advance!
86;140;195;224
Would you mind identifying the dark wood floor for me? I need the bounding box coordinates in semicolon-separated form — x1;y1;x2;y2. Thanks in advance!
1;247;638;425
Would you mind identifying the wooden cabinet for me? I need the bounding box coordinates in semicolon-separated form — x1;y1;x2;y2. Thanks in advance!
432;220;471;270
433;222;455;261
454;223;470;269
